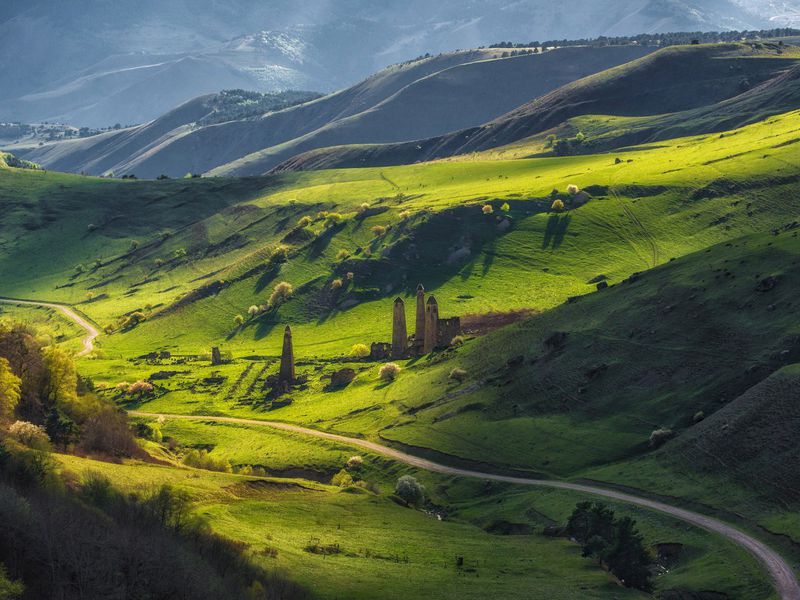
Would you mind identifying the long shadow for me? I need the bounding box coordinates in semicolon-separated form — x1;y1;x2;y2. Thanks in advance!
307;222;346;259
481;240;496;276
542;215;571;250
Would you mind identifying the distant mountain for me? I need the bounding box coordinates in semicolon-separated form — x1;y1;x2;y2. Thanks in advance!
0;0;784;126
13;45;654;178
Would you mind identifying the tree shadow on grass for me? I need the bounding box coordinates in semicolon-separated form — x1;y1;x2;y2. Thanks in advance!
542;214;571;250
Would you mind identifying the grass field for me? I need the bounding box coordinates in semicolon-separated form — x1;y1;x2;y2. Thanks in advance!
3;98;800;598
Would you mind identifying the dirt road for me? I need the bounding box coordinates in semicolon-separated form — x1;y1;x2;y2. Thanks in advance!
0;297;99;356
133;411;800;600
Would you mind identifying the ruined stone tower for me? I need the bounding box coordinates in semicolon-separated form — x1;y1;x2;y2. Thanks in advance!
278;326;295;389
391;297;408;359
415;284;426;351
423;296;439;354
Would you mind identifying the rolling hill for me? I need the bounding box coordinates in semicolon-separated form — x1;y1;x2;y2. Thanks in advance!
3;40;800;599
14;45;654;179
269;41;800;173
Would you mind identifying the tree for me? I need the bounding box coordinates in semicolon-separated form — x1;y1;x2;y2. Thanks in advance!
395;475;424;505
482;204;494;215
349;344;370;359
0;357;21;422
551;199;566;212
42;346;78;410
602;517;653;591
268;282;294;309
379;363;401;381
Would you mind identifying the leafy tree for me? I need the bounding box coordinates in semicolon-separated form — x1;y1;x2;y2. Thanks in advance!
0;358;21;422
41;346;78;410
395;475;424;505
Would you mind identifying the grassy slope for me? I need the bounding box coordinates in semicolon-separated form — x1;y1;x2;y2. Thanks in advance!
52;424;774;600
274;42;800;173
2;106;792;359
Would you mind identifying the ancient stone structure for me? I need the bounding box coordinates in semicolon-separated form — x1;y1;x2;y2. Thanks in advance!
370;342;392;361
414;284;426;352
437;317;461;348
210;347;222;365
392;297;408;359
278;326;295;391
423;296;439;354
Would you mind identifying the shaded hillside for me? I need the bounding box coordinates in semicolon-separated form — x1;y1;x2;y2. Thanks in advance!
273;42;800;173
16;46;654;179
207;46;655;177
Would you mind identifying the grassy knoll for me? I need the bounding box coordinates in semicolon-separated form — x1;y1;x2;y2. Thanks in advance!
55;431;775;600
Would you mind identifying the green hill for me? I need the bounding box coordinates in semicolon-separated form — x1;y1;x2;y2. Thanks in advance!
13;46;654;179
273;42;800;173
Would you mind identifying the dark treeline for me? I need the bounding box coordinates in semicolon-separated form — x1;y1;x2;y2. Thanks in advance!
490;28;800;49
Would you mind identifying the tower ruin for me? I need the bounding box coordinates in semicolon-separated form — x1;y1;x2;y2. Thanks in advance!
423;295;439;354
392;297;408;359
415;284;426;351
278;325;295;390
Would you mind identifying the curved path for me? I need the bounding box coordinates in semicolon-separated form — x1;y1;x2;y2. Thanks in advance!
0;297;99;356
133;411;800;600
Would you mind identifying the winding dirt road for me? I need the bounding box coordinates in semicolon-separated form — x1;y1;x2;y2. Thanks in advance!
0;297;99;356
4;296;796;597
133;411;800;600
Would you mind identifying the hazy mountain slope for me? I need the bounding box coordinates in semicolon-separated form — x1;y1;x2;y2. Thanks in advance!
272;42;800;172
0;0;779;126
202;46;653;177
18;46;653;178
14;49;492;177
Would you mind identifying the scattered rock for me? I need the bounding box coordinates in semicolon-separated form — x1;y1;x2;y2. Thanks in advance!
596;281;609;291
329;368;356;389
755;276;779;292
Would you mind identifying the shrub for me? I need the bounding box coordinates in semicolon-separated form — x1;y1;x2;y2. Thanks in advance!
501;202;510;212
395;475;424;505
567;184;580;195
128;380;154;397
330;278;344;291
324;212;343;227
346;272;354;281
233;314;245;326
545;134;556;148
358;202;370;213
398;210;411;219
0;564;23;599
482;204;494;215
370;225;386;237
649;428;674;448
8;421;51;451
346;455;364;470
268;282;294;308
122;311;146;329
247;305;261;317
297;216;312;228
80;409;140;457
336;249;350;261
551;199;566;212
449;368;468;382
349;344;370;359
115;381;131;393
331;469;354;487
575;131;586;142
268;245;289;265
183;449;232;473
379;363;401;381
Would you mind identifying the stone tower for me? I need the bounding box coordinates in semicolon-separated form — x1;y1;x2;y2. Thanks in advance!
423;296;439;354
278;326;295;389
415;284;426;351
391;298;408;359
